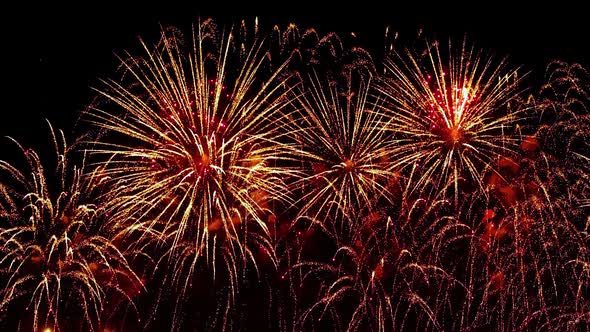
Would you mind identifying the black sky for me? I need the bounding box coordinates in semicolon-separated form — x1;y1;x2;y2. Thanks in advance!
3;2;588;146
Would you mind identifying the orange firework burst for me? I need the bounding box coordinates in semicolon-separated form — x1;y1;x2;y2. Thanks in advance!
0;123;141;331
378;39;525;204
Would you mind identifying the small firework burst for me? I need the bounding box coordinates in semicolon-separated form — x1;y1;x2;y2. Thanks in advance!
378;39;525;204
287;74;394;235
0;123;141;331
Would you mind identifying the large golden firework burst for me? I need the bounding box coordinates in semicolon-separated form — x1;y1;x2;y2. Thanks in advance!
378;39;525;203
86;21;296;323
0;123;141;332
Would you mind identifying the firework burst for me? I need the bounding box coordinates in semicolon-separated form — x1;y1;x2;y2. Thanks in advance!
0;123;141;331
286;74;394;235
86;20;296;329
378;39;525;204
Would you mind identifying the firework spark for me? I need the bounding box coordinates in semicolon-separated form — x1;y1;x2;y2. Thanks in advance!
0;123;141;331
269;23;376;82
535;61;590;215
378;39;524;204
457;160;590;331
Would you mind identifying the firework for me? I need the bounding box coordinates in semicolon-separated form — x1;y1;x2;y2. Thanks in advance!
86;20;296;329
457;162;590;331
535;61;590;215
0;123;141;331
292;196;467;331
286;73;394;236
377;39;524;204
2;16;588;331
444;62;590;331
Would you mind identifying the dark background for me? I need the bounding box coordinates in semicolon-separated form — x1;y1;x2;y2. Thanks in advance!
3;2;588;147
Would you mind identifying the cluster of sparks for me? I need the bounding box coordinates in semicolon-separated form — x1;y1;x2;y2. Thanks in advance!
1;19;589;331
